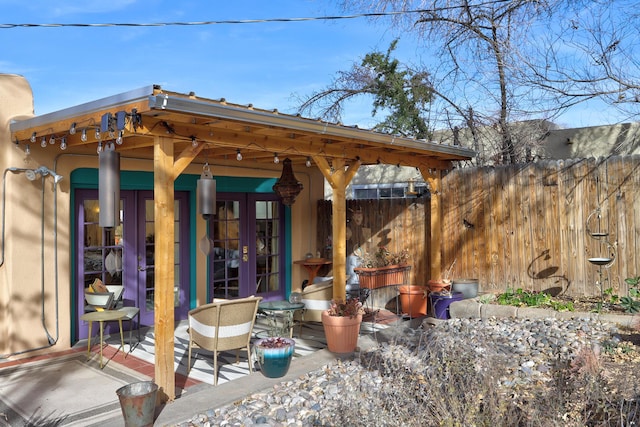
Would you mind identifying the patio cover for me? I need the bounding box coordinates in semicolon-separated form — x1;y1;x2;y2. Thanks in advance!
10;84;475;401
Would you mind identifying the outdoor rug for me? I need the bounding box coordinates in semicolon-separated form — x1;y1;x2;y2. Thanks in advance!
0;352;148;427
118;314;387;386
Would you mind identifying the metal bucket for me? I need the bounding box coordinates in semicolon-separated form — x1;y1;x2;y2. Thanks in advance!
452;278;479;299
116;381;158;427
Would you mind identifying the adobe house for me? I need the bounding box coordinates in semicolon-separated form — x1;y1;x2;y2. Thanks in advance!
0;74;474;400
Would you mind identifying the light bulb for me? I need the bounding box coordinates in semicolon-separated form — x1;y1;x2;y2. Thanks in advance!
69;122;77;135
81;129;87;142
49;135;55;145
273;153;279;164
95;129;101;140
306;157;312;167
191;136;198;147
30;132;36;143
236;149;242;161
116;130;123;145
60;137;67;150
40;137;47;148
25;144;30;156
97;142;103;153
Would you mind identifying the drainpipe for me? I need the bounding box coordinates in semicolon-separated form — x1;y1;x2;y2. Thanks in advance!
0;167;60;358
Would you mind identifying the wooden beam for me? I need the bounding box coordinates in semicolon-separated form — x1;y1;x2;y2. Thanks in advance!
312;156;360;301
173;142;205;177
421;167;442;280
330;158;347;301
154;135;176;403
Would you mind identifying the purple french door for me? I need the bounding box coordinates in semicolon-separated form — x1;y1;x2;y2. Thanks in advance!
210;193;285;301
75;190;190;340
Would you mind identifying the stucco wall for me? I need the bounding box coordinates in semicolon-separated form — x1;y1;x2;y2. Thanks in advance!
543;122;640;159
0;75;324;360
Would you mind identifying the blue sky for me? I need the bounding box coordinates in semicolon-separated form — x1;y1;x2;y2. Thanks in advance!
0;0;630;130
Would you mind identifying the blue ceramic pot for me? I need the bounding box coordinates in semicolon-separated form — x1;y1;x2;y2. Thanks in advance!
254;337;295;378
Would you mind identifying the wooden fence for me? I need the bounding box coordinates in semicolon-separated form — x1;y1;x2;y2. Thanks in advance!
441;156;640;297
316;198;429;287
317;155;640;299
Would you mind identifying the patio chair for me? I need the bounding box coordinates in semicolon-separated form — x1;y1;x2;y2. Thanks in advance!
187;296;262;385
84;282;141;350
294;278;334;324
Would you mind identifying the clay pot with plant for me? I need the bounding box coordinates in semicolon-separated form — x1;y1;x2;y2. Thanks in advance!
322;298;365;353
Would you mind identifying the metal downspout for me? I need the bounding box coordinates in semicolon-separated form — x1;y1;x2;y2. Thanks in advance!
0;168;60;358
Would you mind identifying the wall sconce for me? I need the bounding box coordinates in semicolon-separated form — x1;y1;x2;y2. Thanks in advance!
273;158;303;206
99;145;120;228
197;163;216;219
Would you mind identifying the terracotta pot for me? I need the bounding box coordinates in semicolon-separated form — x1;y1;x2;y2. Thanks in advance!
398;285;428;317
428;279;451;293
321;310;362;353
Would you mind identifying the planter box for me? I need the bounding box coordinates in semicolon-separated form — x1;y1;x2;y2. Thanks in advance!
354;265;411;290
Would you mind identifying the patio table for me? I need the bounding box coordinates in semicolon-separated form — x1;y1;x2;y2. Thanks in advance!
81;310;126;368
258;300;305;338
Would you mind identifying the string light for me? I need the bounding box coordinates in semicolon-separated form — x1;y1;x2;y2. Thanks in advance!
97;141;103;153
69;122;77;135
236;149;242;161
30;132;36;143
40;137;47;148
81;128;87;142
306;157;312;167
60;136;67;150
95;128;101;140
25;145;30;156
273;153;280;164
116;130;123;145
49;135;55;145
191;136;198;147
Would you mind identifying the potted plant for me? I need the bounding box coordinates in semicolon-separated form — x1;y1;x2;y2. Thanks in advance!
253;336;296;378
322;298;365;353
354;246;412;290
428;259;456;293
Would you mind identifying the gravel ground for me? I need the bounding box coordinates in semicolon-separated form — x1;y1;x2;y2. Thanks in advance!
175;316;638;427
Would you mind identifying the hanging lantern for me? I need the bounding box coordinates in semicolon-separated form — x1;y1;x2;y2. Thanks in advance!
99;145;120;228
197;163;216;219
273;158;303;206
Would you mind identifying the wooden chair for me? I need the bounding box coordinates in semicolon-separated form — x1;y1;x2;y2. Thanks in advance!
295;279;334;323
187;296;262;385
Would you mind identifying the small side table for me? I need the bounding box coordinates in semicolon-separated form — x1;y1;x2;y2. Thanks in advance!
81;310;126;369
258;301;305;338
294;258;332;287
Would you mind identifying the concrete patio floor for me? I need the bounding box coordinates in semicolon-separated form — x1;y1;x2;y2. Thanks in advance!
0;309;404;426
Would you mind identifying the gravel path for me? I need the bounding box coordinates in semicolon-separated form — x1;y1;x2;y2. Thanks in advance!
177;316;622;427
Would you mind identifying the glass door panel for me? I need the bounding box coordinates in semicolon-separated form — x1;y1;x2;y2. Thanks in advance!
211;200;242;299
138;195;188;325
255;200;281;295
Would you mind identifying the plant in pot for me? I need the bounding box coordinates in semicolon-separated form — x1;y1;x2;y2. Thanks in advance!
354;246;412;290
322;298;365;353
428;259;456;293
253;336;296;378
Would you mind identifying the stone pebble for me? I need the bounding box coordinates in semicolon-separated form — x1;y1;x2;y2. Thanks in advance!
176;316;620;426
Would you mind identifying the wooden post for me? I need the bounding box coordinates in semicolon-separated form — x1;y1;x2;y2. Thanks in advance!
154;136;176;402
312;156;360;301
422;168;442;280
